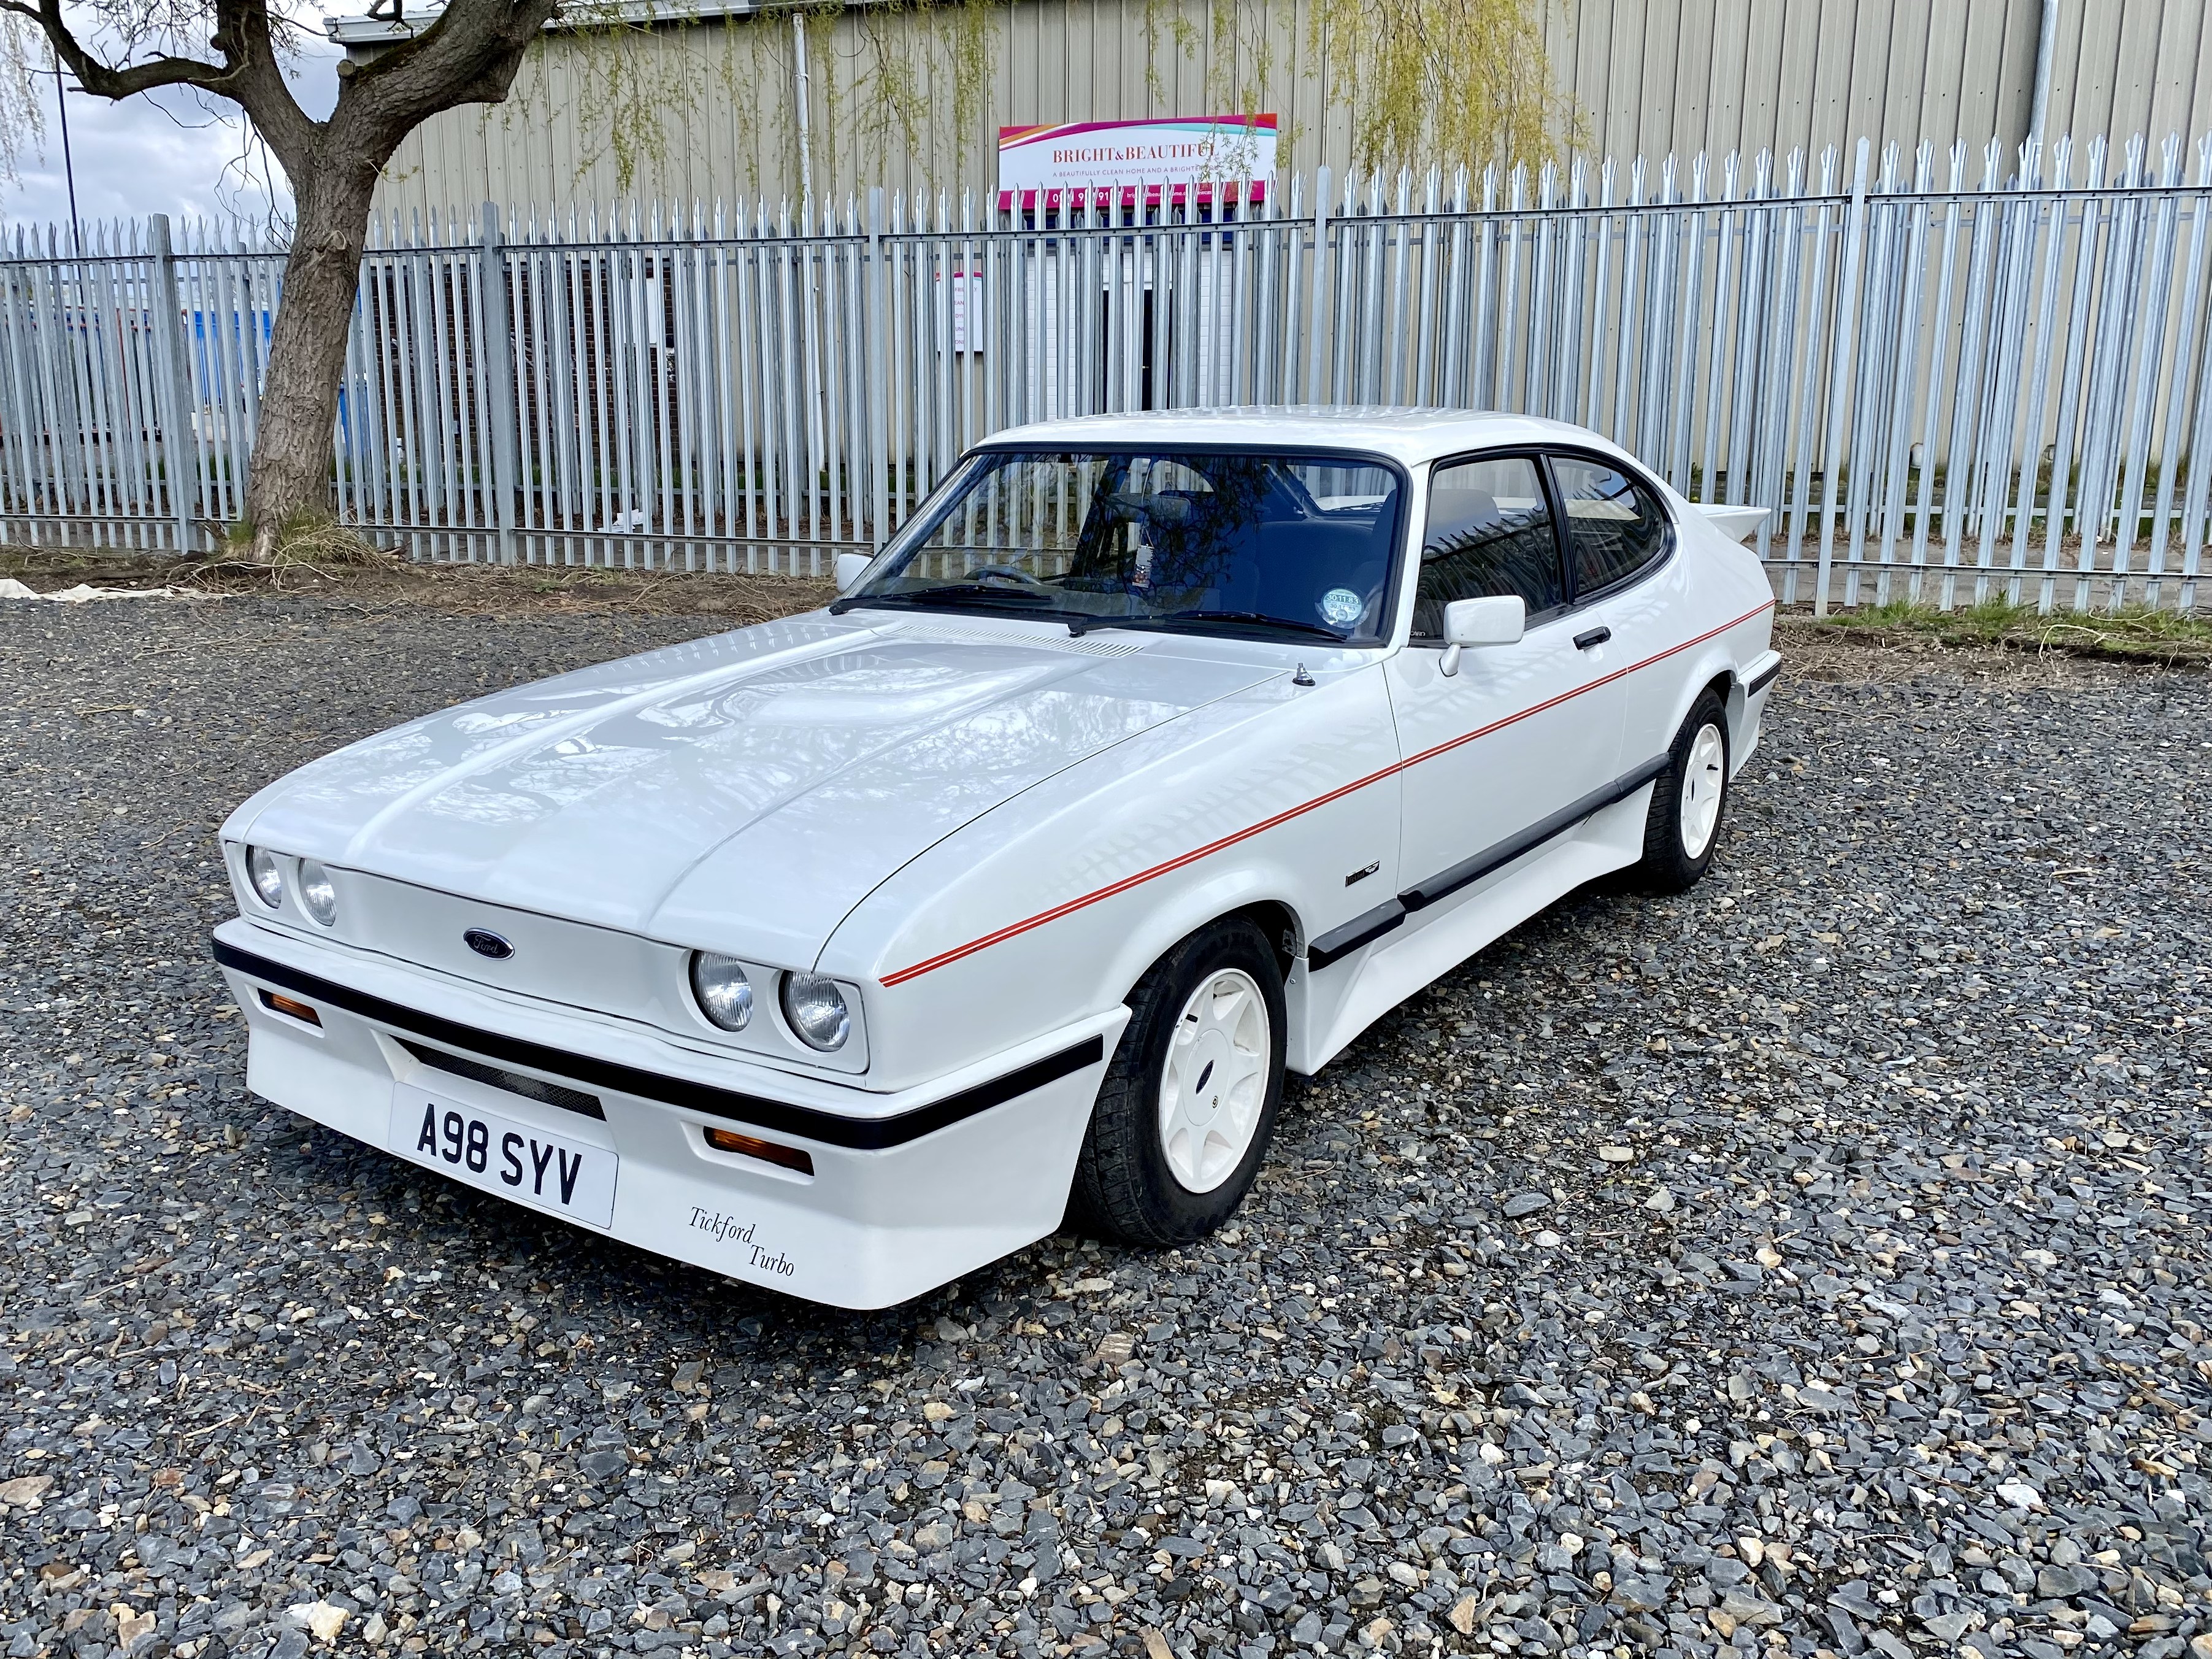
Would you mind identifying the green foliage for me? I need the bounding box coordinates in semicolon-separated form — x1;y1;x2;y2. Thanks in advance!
219;511;391;574
847;0;999;194
1142;0;1567;174
1307;0;1567;175
1808;599;2212;668
502;0;701;196
0;15;44;180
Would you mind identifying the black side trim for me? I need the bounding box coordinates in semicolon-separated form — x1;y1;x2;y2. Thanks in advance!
1745;658;1782;696
1305;899;1407;973
1399;753;1672;913
211;937;1103;1151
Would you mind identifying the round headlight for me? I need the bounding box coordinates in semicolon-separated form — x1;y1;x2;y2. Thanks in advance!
689;952;754;1032
298;858;338;926
780;971;850;1052
245;845;285;909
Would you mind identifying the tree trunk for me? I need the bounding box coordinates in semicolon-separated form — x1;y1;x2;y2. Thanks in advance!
241;163;381;562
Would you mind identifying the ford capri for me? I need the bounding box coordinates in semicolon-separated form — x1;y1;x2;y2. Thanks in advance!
212;409;1780;1308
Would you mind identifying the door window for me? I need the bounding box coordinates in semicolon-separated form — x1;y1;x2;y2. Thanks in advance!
1411;456;1564;636
1551;455;1669;595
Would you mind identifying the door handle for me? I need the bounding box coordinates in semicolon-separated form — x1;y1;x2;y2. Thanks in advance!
1574;626;1612;650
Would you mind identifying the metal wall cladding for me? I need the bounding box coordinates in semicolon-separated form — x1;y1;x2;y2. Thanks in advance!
3;134;2211;616
1546;0;2211;169
357;0;2212;217
372;0;1345;220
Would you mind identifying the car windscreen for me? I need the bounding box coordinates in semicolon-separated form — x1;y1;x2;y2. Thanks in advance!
842;450;1404;645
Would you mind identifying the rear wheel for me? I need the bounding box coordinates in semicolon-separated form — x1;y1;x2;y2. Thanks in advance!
1069;917;1285;1247
1634;691;1730;891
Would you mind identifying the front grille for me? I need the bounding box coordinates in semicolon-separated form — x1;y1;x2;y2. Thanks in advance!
397;1038;605;1120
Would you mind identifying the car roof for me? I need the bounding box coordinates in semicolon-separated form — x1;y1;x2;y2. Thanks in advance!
977;406;1634;469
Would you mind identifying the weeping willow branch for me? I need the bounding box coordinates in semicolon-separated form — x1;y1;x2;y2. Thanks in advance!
498;0;1572;204
494;0;701;196
842;0;997;194
1140;0;1196;106
1307;0;1572;175
1139;0;1569;175
0;12;44;179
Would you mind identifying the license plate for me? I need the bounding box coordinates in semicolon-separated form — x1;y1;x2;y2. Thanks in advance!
386;1086;618;1228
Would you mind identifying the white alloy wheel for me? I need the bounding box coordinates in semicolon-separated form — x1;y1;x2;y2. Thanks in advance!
1157;968;1271;1193
1678;722;1727;859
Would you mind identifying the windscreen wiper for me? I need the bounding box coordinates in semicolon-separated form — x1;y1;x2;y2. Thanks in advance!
830;585;1060;614
1145;609;1354;642
828;588;1093;633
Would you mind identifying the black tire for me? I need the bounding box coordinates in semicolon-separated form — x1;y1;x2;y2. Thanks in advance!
1634;690;1731;893
1069;917;1286;1248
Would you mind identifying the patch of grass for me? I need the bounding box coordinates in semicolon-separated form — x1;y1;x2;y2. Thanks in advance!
204;514;397;582
1800;598;2212;668
0;537;835;620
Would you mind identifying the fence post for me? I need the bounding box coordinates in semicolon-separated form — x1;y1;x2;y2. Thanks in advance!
1304;167;1332;405
868;187;888;550
479;203;519;564
146;214;199;555
1815;139;1871;617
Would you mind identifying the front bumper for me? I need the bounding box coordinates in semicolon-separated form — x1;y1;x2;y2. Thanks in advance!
212;920;1123;1309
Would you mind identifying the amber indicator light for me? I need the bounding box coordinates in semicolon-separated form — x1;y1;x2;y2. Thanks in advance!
258;990;323;1027
702;1126;814;1176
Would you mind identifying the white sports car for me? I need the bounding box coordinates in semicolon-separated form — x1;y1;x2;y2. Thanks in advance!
213;410;1780;1308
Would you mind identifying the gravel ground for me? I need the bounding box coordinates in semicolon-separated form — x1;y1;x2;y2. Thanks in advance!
2;596;2210;1659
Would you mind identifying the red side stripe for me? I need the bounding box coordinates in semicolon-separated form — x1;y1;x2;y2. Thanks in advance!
878;599;1775;987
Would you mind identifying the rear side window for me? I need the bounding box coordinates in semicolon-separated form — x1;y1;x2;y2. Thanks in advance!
1412;455;1563;636
1551;455;1669;595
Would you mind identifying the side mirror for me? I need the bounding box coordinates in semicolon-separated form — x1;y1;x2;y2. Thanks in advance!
835;552;873;594
1439;595;1524;676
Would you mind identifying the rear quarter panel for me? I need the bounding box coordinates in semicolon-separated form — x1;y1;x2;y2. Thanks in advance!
1621;489;1779;769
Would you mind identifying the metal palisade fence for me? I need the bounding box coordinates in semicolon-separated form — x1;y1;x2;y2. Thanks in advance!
2;130;2210;613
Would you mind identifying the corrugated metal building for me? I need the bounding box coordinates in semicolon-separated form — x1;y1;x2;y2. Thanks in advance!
349;0;2212;217
1551;0;2211;168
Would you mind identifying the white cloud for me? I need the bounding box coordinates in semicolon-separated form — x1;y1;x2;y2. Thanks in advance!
1;37;342;233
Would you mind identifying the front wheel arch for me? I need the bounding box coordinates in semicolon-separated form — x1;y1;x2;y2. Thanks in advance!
1070;912;1288;1248
1087;872;1307;1015
1225;898;1300;983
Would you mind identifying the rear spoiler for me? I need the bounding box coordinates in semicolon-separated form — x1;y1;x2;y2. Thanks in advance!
1697;504;1772;542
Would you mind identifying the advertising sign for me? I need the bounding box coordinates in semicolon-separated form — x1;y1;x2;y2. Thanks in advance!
997;115;1278;210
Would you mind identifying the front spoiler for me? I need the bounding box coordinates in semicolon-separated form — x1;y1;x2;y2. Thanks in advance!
212;920;1124;1308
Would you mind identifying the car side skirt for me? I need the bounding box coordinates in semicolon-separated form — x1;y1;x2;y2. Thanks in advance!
1295;783;1653;1072
1304;751;1669;976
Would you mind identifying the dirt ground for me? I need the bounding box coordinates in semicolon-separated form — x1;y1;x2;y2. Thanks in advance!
0;543;838;622
4;542;2206;676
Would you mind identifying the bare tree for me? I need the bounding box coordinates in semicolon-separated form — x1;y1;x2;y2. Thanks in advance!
3;0;559;559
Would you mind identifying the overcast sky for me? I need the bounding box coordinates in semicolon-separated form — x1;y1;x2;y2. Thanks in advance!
1;34;343;232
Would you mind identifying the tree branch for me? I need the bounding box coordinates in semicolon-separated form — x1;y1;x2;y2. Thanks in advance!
0;0;224;98
206;0;318;172
0;0;318;174
335;0;560;158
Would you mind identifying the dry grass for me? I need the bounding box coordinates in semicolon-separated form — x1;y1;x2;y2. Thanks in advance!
10;539;2203;670
0;538;837;622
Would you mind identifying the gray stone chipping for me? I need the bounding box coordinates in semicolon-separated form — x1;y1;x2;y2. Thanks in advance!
2;598;2208;1659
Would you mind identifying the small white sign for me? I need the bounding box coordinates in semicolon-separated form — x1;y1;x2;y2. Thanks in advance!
938;270;985;354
